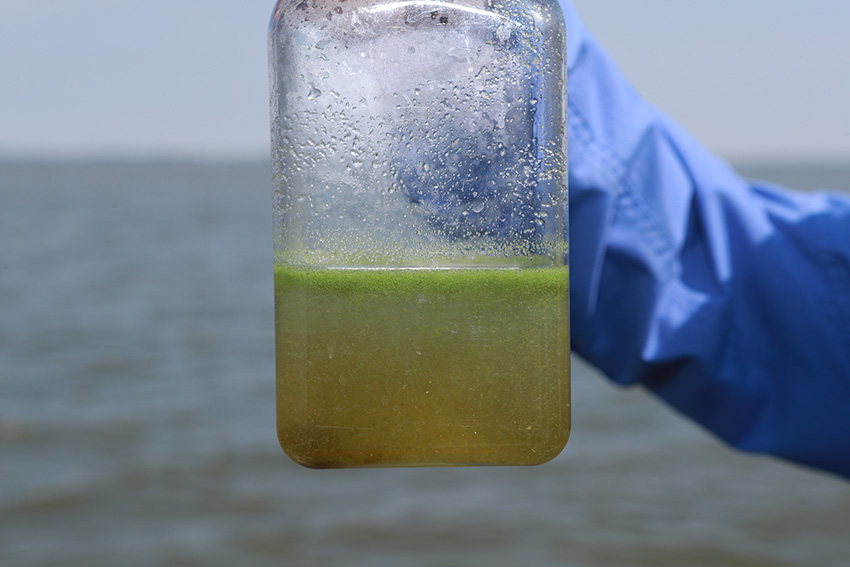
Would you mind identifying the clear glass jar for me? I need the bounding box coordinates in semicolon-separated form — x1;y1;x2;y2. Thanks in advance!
269;0;568;468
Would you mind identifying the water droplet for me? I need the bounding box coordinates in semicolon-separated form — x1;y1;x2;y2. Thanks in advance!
307;84;322;100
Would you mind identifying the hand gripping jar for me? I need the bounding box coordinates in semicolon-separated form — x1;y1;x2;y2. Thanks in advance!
269;0;568;468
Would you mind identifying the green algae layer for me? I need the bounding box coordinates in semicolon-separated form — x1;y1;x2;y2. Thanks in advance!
274;265;570;468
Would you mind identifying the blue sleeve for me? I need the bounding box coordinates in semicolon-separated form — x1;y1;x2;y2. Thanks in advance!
562;1;850;478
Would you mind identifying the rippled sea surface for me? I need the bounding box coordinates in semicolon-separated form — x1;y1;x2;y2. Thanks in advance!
1;160;849;567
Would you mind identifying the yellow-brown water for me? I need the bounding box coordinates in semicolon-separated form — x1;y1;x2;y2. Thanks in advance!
275;266;570;468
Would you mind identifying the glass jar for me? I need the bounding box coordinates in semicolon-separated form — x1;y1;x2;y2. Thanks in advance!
269;0;568;468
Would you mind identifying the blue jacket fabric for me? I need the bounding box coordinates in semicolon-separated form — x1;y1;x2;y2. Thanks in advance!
562;1;850;478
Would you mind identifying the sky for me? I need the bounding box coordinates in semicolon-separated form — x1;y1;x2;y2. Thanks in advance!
1;0;849;161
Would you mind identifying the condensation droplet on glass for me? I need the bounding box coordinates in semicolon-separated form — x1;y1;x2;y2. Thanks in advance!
307;84;322;100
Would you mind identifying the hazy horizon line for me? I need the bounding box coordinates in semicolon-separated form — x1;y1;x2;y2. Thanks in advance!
3;151;850;169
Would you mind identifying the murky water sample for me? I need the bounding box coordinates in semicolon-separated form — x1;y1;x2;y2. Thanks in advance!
269;0;568;467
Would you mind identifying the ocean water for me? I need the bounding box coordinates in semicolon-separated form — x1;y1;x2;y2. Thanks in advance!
1;159;849;567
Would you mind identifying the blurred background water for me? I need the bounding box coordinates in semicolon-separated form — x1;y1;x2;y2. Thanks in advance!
1;160;849;567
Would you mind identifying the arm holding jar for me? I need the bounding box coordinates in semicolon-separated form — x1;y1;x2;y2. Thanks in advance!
562;0;850;478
